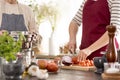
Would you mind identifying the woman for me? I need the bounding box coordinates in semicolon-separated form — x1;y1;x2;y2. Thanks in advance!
68;0;120;61
0;0;42;52
0;0;38;33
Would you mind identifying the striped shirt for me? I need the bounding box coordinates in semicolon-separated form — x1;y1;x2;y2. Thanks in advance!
73;0;120;35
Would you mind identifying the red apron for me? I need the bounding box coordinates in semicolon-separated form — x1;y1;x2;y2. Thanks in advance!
80;0;118;60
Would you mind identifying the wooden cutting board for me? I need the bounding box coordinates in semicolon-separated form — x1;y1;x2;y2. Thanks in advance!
61;65;96;71
102;73;120;80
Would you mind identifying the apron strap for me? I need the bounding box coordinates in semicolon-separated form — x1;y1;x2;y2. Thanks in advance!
0;1;27;31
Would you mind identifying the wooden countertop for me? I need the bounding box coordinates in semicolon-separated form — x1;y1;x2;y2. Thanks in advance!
23;69;102;80
36;54;73;59
0;54;102;80
36;54;57;59
34;54;102;80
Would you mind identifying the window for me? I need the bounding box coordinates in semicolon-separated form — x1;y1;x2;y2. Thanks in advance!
19;0;82;55
38;0;82;55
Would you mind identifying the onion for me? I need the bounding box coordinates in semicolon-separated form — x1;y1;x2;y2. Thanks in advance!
37;59;48;69
62;56;72;66
47;62;58;72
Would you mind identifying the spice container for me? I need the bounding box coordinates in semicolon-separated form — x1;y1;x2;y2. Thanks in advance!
106;24;117;63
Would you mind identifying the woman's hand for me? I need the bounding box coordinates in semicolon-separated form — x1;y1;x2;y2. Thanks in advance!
68;40;76;54
78;49;92;61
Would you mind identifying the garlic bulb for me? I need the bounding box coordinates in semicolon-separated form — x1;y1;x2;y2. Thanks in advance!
27;65;49;79
36;69;49;79
28;65;39;76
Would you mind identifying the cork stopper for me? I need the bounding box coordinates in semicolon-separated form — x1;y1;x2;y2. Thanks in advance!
106;24;116;33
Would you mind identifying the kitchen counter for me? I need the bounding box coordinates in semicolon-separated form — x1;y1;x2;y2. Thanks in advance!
47;69;102;80
34;55;102;80
36;54;70;59
0;54;102;80
23;69;102;80
0;64;101;80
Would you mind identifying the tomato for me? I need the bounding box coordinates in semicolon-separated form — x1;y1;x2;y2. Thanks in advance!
72;56;79;64
79;60;85;66
79;59;94;66
86;63;90;66
90;60;94;66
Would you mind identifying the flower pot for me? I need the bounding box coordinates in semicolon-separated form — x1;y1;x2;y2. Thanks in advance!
49;32;56;56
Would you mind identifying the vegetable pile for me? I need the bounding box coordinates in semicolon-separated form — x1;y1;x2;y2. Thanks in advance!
61;55;94;67
37;59;59;72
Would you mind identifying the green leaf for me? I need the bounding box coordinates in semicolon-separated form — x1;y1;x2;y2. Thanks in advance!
0;32;24;61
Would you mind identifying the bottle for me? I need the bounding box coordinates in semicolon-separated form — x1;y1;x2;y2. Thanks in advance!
106;24;117;63
31;50;36;63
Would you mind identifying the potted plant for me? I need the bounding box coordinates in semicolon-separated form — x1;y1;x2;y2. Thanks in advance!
0;31;23;61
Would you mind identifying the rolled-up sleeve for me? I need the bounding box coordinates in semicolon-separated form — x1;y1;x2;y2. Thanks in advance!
109;0;120;36
72;0;86;26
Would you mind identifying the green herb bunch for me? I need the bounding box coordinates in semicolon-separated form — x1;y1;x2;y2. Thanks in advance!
0;32;24;61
